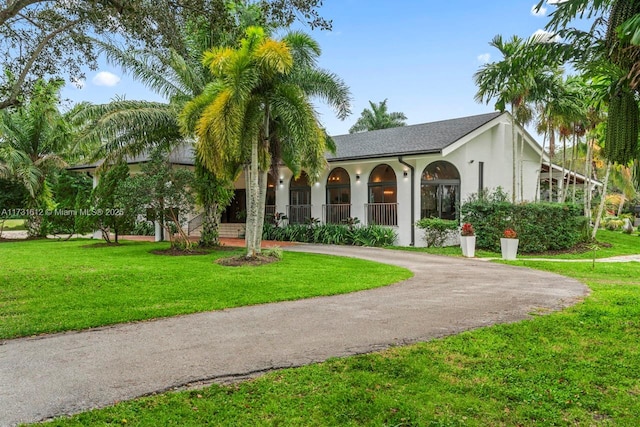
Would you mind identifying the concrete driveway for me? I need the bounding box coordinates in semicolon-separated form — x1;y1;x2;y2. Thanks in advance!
0;245;589;426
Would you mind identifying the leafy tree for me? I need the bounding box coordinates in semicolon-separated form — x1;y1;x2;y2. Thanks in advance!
90;161;137;244
134;149;196;250
348;99;407;133
42;170;94;238
194;160;236;247
183;26;351;258
0;78;70;236
0;0;331;110
0;178;27;211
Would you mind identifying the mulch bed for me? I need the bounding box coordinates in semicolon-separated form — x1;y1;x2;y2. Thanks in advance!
216;254;280;267
150;245;239;256
82;242;123;248
150;248;213;256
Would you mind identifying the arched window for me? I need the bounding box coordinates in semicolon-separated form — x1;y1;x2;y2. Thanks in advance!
325;167;351;223
367;164;397;225
421;161;460;220
288;172;311;224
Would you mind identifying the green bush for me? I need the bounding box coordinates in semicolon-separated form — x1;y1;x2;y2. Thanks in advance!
460;195;587;253
263;222;397;247
415;217;458;247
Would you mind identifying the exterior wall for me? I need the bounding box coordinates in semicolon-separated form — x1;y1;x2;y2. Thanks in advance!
263;117;544;247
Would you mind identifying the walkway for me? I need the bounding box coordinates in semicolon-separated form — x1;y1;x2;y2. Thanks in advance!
0;245;589;426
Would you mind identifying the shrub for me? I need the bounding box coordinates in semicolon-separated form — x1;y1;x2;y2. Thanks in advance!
262;222;396;247
461;193;587;253
415;217;458;247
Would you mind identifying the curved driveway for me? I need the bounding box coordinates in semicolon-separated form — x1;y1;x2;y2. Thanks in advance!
0;245;588;426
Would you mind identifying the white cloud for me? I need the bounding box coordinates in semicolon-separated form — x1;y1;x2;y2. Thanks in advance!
546;0;569;4
530;29;562;43
92;71;121;87
531;4;547;16
477;53;491;64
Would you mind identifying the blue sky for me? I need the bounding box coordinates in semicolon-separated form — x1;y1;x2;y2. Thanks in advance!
61;0;563;137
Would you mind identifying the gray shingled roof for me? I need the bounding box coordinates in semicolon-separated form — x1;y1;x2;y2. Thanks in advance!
328;111;503;161
67;144;195;172
69;112;504;171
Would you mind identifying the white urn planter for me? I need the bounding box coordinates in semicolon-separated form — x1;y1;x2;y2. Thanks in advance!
500;238;519;260
460;235;476;258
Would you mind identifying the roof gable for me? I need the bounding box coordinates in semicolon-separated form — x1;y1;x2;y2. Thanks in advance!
329;112;503;161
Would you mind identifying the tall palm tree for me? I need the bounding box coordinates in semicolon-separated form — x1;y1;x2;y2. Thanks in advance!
348;99;407;133
535;75;586;202
182;26;350;258
0;79;70;236
73;20;242;247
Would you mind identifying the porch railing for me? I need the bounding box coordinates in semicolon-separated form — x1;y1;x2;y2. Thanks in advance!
365;203;398;226
265;205;276;218
287;204;312;224
322;204;351;224
187;213;204;235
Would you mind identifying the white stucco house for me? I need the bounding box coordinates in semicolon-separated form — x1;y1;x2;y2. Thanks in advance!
70;111;597;246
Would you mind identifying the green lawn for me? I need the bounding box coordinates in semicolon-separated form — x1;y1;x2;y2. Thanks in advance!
393;229;640;260
0;239;412;339
39;251;640;426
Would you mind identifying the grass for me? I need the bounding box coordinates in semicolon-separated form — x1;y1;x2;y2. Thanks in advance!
0;239;412;339
33;232;640;426
39;259;640;426
0;218;26;231
393;229;640;260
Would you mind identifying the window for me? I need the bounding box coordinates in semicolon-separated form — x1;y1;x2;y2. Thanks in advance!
325;167;351;223
421;161;460;220
288;172;311;224
367;164;397;225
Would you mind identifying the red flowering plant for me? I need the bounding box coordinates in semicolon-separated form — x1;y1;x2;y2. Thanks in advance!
460;222;475;236
503;228;518;239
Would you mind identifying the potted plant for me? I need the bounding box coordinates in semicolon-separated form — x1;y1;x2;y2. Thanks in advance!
500;228;519;260
459;222;475;257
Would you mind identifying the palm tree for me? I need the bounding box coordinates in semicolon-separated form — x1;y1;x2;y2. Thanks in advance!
540;0;640;168
182;26;350;258
535;75;586;202
348;99;407;133
474;35;556;202
0;79;70;236
73;21;241;247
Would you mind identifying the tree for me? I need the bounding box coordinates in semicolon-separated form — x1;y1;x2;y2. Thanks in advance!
134;149;196;250
0;78;70;235
348;99;407;133
0;0;332;110
42;170;94;238
72;16;243;246
474;35;557;202
183;26;350;258
90;161;137;244
538;0;640;168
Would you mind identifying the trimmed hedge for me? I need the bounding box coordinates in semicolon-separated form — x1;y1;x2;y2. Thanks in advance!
460;199;589;253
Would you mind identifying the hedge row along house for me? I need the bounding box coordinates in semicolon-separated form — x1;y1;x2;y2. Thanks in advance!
70;111;599;246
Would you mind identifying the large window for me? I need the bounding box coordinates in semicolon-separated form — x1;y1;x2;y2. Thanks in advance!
325;167;351;224
367;164;397;226
421;161;460;220
288;172;311;224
